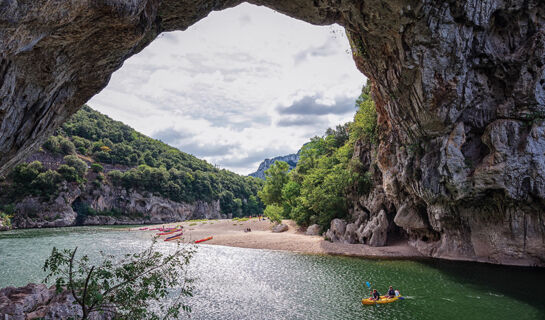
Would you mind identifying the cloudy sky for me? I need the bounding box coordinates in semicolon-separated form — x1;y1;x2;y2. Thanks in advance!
88;3;366;175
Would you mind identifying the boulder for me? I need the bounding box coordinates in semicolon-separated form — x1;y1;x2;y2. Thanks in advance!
272;223;288;233
0;283;113;320
305;224;321;236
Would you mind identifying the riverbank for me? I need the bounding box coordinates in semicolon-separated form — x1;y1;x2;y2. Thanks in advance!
138;218;423;259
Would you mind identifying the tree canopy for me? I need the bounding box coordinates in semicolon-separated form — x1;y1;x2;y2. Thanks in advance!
258;83;377;230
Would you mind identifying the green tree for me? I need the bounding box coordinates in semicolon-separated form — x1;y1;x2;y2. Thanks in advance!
258;161;290;206
263;204;283;224
350;85;377;144
43;239;195;320
246;195;260;215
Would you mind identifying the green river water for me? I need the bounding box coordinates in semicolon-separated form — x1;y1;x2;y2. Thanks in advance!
0;226;544;320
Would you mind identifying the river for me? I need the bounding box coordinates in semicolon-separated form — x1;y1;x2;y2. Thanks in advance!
0;226;544;320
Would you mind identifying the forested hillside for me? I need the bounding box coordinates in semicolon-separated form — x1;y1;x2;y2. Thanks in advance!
0;105;264;222
258;83;376;230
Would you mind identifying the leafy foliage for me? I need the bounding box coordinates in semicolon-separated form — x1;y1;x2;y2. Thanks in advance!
258;161;290;206
263;204;284;224
258;83;377;230
43;238;195;320
0;211;12;227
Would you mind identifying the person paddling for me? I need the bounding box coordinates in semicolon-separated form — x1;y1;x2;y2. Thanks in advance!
387;286;396;298
371;289;381;301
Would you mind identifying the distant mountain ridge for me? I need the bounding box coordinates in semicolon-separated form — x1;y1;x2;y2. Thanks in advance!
249;152;300;180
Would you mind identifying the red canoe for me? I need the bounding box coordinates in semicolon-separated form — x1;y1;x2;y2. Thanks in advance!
195;236;213;244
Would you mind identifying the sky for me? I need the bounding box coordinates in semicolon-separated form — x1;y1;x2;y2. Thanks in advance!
88;3;366;175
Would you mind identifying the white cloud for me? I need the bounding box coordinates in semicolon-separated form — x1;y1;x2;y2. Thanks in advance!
88;3;366;174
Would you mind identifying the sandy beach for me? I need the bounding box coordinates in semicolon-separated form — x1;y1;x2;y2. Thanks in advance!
141;218;422;259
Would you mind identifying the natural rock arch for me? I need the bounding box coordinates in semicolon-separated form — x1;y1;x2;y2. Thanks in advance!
1;0;544;265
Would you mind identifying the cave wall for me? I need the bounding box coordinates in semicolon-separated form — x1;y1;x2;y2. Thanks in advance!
1;0;544;265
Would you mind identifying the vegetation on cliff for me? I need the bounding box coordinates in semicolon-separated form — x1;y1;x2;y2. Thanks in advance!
0;106;264;218
259;83;376;229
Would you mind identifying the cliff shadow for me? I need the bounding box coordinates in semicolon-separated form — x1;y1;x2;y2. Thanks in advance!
420;258;545;312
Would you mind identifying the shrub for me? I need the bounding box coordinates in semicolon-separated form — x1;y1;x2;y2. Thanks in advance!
43;136;60;153
90;163;103;173
31;170;61;196
58;164;79;182
60;138;76;155
64;155;88;177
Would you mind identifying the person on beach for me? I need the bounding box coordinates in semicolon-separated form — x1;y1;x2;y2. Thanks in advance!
387;286;396;298
371;289;380;301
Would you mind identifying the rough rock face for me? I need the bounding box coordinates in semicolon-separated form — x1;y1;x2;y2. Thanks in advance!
12;182;81;228
1;1;544;265
11;182;223;229
249;152;299;180
0;283;112;320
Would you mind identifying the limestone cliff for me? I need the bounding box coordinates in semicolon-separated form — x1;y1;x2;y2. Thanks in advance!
1;0;544;265
249;153;299;180
11;181;223;229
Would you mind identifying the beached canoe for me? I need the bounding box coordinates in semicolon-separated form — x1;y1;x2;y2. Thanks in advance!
157;229;182;236
361;295;402;305
195;236;213;244
164;235;183;241
164;232;184;241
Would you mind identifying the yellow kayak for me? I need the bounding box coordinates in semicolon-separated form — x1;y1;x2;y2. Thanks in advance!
361;295;401;305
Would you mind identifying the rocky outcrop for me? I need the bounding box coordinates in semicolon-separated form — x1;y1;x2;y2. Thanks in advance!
305;224;320;236
324;219;346;242
272;223;288;233
0;283;112;320
1;1;545;265
10;182;223;229
249;153;299;180
79;183;223;225
12;182;80;228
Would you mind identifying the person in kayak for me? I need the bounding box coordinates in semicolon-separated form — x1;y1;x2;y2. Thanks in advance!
387;286;396;298
371;289;381;301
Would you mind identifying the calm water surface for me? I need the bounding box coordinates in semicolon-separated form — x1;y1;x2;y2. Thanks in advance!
1;226;544;320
